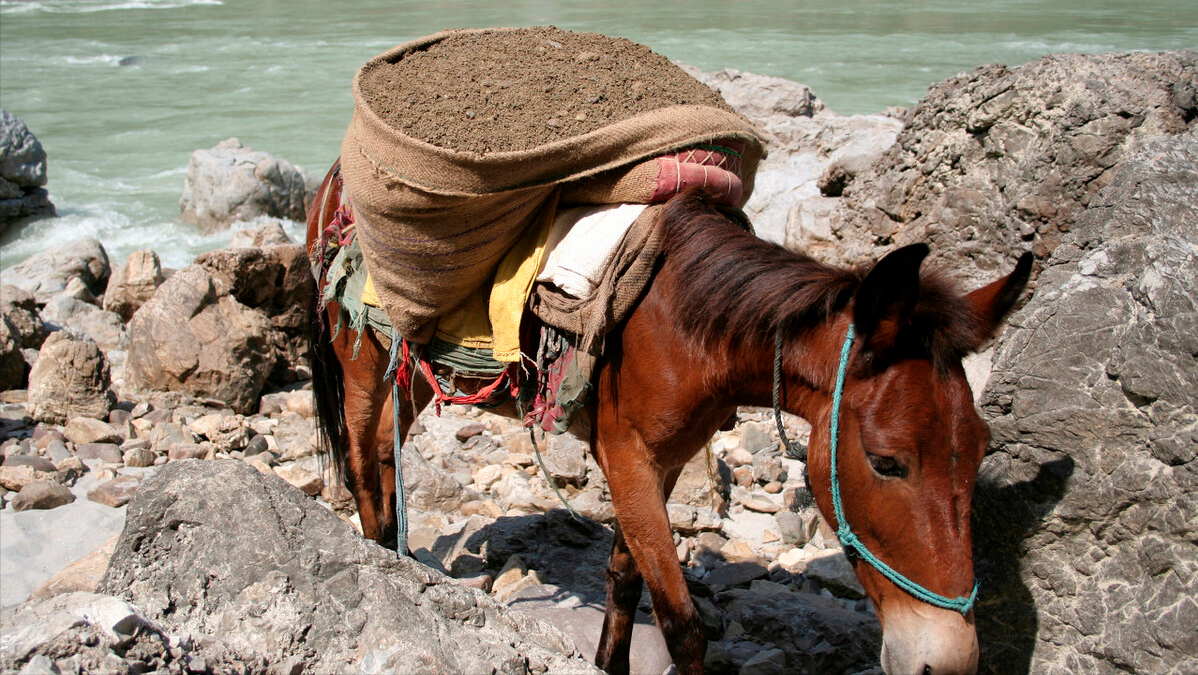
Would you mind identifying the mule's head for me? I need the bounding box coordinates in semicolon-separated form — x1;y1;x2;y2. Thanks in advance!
805;245;1031;675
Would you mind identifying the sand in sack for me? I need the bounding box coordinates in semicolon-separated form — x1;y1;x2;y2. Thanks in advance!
341;27;766;343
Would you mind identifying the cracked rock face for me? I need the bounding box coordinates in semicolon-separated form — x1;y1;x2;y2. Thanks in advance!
973;133;1198;675
811;50;1197;286
96;460;601;675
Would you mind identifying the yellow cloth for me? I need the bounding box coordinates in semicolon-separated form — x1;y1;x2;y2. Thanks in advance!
360;191;560;361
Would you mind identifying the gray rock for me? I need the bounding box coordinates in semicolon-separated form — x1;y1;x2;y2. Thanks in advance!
125;264;275;414
12;480;75;511
86;474;140;507
62;417;122;445
96;460;600;674
0;591;269;674
803;550;865;599
0;110;54;228
26;330;114;424
179;138;317;232
41;296;129;354
75;443;122;464
721;587;881;675
102;250;163;322
6;238;110;305
810;50;1197;286
542;433;589;487
229;220;294;248
0;286;47;390
974;133;1198;675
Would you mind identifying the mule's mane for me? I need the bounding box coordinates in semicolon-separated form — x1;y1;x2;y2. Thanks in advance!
656;190;983;370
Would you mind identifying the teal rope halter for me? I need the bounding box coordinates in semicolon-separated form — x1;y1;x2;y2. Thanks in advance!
791;323;979;615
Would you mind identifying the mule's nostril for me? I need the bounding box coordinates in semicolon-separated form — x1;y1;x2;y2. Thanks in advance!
922;667;934;675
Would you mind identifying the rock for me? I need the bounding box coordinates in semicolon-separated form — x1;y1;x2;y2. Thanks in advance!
284;389;314;419
974;133;1198;675
752;453;786;485
96;460;600;674
168;444;210;460
0;286;46;388
26;330;114;424
542;433;589;487
812;51;1197;286
455;422;486;442
5;237;109;304
0;110;54;228
41;296;129;354
31;535;119;599
705;561;768;588
180;138;317;232
803;550;865;599
0;591;269;674
229;220;293;248
63;417;122;445
740;647;787;675
189;412;249;452
12;480;75;511
0;464;57;491
505;584;674;675
86;474;140;508
273;462;323;496
721;587;881;674
75;443;123;464
122;447;154;468
125;264;275;414
102;250;163;321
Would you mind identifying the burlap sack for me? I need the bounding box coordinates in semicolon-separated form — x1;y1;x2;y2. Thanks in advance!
341;28;767;343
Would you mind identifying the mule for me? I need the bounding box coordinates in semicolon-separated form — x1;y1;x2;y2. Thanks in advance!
307;163;1032;675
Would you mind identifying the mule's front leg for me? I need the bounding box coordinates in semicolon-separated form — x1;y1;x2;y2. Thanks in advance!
596;523;644;675
600;455;705;674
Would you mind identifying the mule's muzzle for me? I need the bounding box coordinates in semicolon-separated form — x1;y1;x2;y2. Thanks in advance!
879;602;978;675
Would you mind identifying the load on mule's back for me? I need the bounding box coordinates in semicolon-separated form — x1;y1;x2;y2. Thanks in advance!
310;27;1031;675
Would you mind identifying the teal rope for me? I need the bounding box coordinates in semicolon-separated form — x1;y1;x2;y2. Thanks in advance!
386;331;409;556
827;324;978;615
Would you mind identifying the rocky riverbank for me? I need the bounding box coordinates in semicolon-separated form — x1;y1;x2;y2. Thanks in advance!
2;51;1196;675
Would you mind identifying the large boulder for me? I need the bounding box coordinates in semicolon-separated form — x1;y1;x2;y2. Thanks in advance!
974;133;1198;674
26;329;114;424
180;138;318;232
125;264;275;414
796;50;1197;285
96;460;601;674
194;238;316;384
5;237;110;304
0;110;54;230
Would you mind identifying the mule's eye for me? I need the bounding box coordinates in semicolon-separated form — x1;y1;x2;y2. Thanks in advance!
868;453;906;479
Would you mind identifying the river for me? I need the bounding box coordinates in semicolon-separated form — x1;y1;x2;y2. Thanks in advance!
1;0;1194;268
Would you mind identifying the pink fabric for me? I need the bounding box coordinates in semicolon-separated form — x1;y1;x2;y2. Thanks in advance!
651;141;746;206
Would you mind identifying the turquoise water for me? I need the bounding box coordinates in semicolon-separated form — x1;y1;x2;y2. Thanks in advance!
2;0;1195;269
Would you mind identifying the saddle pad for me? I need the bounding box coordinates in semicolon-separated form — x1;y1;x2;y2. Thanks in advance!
536;203;650;299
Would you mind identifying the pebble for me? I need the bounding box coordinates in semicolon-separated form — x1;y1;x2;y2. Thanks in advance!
122;447;155;468
75;443;123;464
64;418;123;445
273;463;323;496
168;443;210;460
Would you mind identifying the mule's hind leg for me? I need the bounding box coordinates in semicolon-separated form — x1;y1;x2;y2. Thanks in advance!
596;466;688;675
595;523;644;675
596;431;705;673
331;321;393;546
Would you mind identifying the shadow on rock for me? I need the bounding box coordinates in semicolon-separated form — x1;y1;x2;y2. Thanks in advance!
973;456;1075;675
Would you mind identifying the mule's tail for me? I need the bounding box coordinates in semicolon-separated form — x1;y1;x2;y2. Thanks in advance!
307;160;351;491
309;304;350;490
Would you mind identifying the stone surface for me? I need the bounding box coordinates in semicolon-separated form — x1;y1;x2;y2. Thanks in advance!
12;480;75;511
30;535;120;600
974;132;1198;675
720;587;881;675
96;460;600;674
0;110;54;228
179;138;317;232
125;264;275;414
805;51;1197;286
0;285;46;390
26;330;114;424
63;417;122;445
5;237;109;304
87;475;140;507
102;250;164;322
41;296;129;354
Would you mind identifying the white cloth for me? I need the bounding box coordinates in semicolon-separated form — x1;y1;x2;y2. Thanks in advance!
536;203;649;299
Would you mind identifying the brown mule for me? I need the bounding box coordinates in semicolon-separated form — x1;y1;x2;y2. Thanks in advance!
306;163;1032;675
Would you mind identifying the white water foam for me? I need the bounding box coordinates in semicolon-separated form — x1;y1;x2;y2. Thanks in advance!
0;0;222;14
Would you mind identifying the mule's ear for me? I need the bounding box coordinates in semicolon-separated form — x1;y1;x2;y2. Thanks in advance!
853;243;929;351
963;251;1033;347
